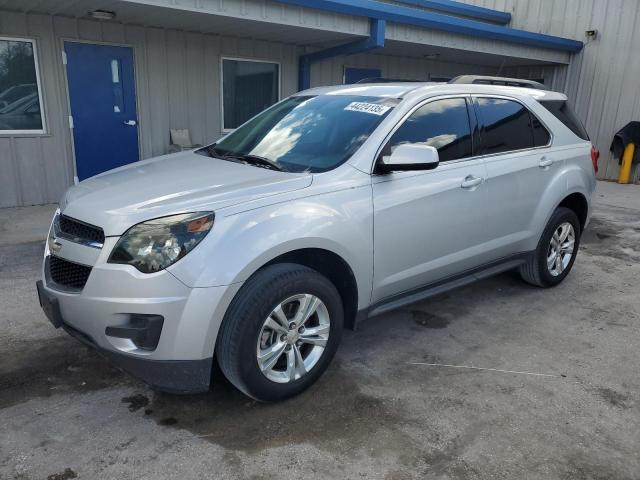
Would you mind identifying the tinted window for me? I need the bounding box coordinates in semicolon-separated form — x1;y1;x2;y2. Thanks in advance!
540;100;589;140
209;95;396;173
0;38;43;132
476;97;533;154
222;59;279;130
530;113;551;146
386;98;472;162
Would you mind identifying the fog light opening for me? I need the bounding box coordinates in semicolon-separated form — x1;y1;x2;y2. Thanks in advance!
105;314;164;351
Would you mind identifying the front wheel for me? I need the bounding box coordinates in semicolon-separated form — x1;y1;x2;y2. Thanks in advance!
520;206;581;288
216;263;343;401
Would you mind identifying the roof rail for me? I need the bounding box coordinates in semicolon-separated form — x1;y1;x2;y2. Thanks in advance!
355;77;425;83
448;75;547;90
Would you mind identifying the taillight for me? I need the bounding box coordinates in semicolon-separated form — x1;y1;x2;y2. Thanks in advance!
591;146;599;173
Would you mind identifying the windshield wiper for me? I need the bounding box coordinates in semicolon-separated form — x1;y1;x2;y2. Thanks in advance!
223;153;284;172
199;146;284;171
202;144;227;159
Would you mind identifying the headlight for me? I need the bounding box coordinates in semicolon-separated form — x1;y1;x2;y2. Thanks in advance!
108;212;214;273
47;209;62;255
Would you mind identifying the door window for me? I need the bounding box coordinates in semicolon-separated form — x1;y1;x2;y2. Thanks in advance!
111;58;124;113
385;97;472;163
475;97;533;154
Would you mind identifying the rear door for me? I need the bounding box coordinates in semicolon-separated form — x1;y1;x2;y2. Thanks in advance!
473;96;555;256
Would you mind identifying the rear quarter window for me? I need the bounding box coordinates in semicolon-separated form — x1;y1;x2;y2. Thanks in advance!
530;113;551;147
539;100;589;141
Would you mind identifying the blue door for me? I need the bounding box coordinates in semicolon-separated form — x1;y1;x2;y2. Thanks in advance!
344;67;382;84
65;42;139;180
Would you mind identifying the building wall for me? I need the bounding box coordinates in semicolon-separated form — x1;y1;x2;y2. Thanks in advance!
462;0;640;182
0;11;503;207
3;1;639;208
310;50;498;87
0;11;300;207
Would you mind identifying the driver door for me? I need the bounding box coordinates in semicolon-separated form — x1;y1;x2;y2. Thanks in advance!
372;96;490;303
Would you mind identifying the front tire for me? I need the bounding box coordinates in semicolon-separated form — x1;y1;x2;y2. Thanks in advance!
216;263;343;402
520;207;581;288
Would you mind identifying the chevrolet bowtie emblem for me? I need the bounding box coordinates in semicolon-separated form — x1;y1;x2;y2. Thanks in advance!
49;237;63;253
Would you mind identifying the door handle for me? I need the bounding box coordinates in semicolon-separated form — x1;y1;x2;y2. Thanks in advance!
123;120;137;126
539;156;554;168
461;175;483;189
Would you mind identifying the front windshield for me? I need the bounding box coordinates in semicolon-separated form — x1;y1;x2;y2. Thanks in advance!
205;94;397;173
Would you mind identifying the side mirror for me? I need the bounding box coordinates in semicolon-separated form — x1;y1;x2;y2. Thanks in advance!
378;144;439;173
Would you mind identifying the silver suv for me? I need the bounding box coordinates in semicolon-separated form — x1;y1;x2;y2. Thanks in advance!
37;81;597;401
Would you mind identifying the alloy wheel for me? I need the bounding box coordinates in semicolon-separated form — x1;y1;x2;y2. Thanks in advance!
256;294;330;383
547;222;575;277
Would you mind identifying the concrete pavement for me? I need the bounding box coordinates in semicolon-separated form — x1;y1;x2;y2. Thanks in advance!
0;181;639;479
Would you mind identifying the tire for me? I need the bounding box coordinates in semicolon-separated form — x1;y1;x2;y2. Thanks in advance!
520;206;581;288
216;263;344;402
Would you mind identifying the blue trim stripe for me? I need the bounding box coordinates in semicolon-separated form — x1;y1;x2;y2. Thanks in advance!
393;0;511;25
299;18;385;90
277;0;583;52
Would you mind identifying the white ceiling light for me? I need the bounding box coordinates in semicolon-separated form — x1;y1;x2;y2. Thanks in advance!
89;10;116;20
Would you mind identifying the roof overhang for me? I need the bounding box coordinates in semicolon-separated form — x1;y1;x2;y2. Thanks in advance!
0;0;578;65
273;0;582;52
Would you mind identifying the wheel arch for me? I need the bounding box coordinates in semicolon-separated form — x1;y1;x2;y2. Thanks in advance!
557;191;589;231
527;161;592;252
251;247;360;330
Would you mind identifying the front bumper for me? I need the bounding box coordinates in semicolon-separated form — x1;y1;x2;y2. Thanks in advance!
38;244;241;393
38;279;212;393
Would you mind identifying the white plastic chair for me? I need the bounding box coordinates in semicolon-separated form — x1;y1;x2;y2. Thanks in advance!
168;129;202;153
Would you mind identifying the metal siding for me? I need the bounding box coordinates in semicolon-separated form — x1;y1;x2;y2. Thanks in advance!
0;11;74;207
0;137;19;206
0;0;368;37
310;50;497;87
491;0;640;181
0;12;302;206
385;20;570;64
3;1;640;208
185;32;207;150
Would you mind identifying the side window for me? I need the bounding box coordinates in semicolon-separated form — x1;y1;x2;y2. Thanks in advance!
475;97;533;154
385;98;472;162
530;113;550;146
539;100;589;140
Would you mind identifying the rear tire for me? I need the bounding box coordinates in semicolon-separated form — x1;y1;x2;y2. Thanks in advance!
216;263;343;402
520;207;581;288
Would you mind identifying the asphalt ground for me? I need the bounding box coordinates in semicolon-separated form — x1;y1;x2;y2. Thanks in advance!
1;182;638;479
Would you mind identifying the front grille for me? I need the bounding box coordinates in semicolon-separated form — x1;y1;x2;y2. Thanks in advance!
48;255;92;290
58;215;105;245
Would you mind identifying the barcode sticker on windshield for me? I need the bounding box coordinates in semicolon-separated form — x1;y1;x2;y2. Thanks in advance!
344;102;390;116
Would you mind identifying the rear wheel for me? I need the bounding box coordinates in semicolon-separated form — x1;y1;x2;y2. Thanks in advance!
216;263;343;401
520;207;581;287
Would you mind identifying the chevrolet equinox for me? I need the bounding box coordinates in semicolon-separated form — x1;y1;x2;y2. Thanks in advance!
37;80;597;401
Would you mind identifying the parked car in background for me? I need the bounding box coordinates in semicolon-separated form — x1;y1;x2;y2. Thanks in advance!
0;82;36;109
37;78;597;401
0;91;42;130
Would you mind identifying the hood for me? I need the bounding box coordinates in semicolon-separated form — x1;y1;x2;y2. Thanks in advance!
61;150;312;236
